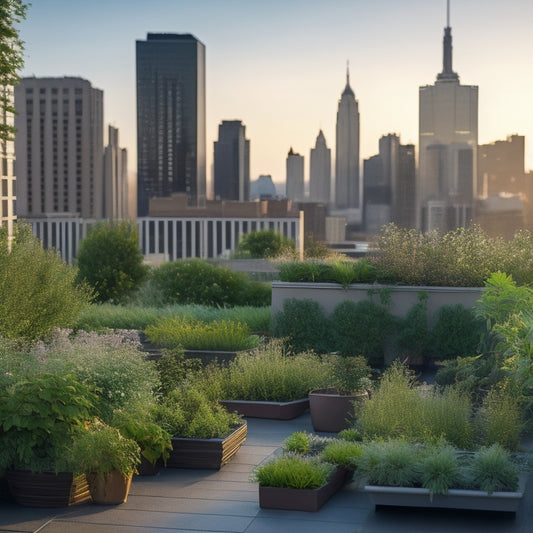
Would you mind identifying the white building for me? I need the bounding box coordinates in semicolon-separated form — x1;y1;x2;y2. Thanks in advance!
285;148;304;202
0;85;16;243
418;13;478;231
310;129;331;205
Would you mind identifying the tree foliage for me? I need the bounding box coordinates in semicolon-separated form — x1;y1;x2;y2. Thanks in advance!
76;220;149;303
237;230;295;258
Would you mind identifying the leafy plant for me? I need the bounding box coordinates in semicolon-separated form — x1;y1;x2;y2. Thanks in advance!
76;220;149;303
395;293;430;362
237;229;295;258
338;428;363;442
320;440;363;469
252;455;335;489
468;444;519;494
325;354;372;395
145;316;259;352
283;432;310;455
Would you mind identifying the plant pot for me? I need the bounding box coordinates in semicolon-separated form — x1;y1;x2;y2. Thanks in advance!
0;474;11;502
258;466;353;512
88;470;133;505
136;456;161;476
167;421;247;469
6;470;92;507
364;475;527;514
220;398;309;420
309;388;368;432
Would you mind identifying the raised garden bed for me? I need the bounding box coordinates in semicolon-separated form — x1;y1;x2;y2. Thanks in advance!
166;421;247;469
219;398;309;420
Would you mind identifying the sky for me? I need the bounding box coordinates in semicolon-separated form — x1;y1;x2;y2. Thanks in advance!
18;0;533;195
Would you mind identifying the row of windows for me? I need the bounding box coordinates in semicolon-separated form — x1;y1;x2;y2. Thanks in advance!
26;87;83;95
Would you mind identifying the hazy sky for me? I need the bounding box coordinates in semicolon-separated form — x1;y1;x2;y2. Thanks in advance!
19;0;533;193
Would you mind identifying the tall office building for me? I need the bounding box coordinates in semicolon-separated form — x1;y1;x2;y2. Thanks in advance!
14;77;104;218
136;33;206;216
103;125;130;219
418;7;478;232
214;120;250;201
335;66;360;209
0;85;16;242
309;129;331;204
285;148;304;202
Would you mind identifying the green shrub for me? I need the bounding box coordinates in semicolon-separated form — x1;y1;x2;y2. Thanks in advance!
270;298;329;354
320;440;363;468
418;444;461;496
283;432;311;455
151;259;251;307
338;428;363;442
252;455;335;489
236;230;295;258
468;444;519;494
76;220;149;303
156;348;201;397
145;316;259;352
325;354;372;394
394;294;430;362
235;281;272;307
0;223;91;340
278;260;330;282
429;304;483;360
330;300;395;365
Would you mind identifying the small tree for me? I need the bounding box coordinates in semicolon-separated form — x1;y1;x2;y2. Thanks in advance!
76;220;149;303
237;230;295;258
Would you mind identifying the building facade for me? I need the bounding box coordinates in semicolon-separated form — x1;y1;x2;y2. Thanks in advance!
285;147;304;202
214;120;250;201
0;85;16;242
309;129;331;204
14;77;104;218
136;33;206;216
103;125;130;219
418;15;478;232
335;67;360;210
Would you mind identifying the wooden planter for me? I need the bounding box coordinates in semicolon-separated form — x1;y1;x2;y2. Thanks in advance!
364;476;527;514
6;470;92;507
167;422;247;469
220;398;309;420
259;466;353;512
88;471;133;505
309;389;368;432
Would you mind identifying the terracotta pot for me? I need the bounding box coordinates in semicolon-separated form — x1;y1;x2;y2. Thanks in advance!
88;470;132;505
309;388;368;432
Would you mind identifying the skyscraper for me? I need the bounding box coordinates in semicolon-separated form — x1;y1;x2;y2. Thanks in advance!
214;120;250;201
0;86;16;242
136;33;206;216
335;66;360;210
103;125;130;219
418;5;478;231
309;129;331;204
14;77;104;218
285;147;304;202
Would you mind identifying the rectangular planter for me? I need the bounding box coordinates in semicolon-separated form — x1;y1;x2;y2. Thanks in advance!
220;398;309;420
259;466;352;512
184;349;242;366
364;476;527;513
167;421;247;469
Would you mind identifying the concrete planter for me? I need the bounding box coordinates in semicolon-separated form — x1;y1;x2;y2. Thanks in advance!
271;282;483;327
220;398;309;420
364;475;527;514
309;389;368;432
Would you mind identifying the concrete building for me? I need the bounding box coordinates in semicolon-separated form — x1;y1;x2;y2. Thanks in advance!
309;129;331;205
478;135;525;197
214;120;250;202
103;125;130;219
250;174;277;200
286;148;304;202
0;86;16;242
136;33;206;216
418;9;478;232
14;77;104;218
335;66;360;211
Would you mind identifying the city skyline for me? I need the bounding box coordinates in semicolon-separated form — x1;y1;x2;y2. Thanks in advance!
18;0;533;193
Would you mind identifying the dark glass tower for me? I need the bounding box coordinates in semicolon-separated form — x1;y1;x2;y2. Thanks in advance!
136;33;206;216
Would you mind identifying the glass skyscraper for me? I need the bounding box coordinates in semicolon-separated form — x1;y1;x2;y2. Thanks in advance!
136;33;206;216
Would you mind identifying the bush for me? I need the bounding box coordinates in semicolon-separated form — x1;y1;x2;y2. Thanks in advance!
236;230;295;258
0;223;91;340
468;444;519;494
76;220;149;303
330;300;395;365
320;440;363;468
151;259;254;307
235;281;272;307
283;432;311;455
417;444;461;496
394;294;430;362
270;298;329;354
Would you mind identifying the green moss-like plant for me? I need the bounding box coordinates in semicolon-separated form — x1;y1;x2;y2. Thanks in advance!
282;432;311;455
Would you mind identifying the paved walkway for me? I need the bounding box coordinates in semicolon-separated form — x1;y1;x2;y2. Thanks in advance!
1;413;532;533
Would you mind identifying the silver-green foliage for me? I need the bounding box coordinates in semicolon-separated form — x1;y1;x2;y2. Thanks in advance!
468;444;519;494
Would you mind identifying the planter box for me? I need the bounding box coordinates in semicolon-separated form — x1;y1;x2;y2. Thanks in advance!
364;476;527;514
7;470;92;507
271;282;483;328
259;466;353;512
167;422;247;469
309;389;368;432
220;398;309;420
184;349;243;366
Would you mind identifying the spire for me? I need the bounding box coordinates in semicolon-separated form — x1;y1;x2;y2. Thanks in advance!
437;0;459;82
346;60;350;86
342;60;355;97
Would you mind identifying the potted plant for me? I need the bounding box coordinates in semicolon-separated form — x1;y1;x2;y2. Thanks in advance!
112;408;173;475
153;383;246;469
0;373;97;507
309;355;372;432
70;419;141;505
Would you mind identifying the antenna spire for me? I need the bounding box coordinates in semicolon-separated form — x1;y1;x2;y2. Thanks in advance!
447;0;450;27
437;0;459;81
346;60;350;85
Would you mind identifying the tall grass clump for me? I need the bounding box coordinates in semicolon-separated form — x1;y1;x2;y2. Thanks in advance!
145;316;259;352
194;340;329;402
358;363;474;449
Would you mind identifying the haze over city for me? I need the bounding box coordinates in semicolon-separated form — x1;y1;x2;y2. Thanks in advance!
19;0;533;193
